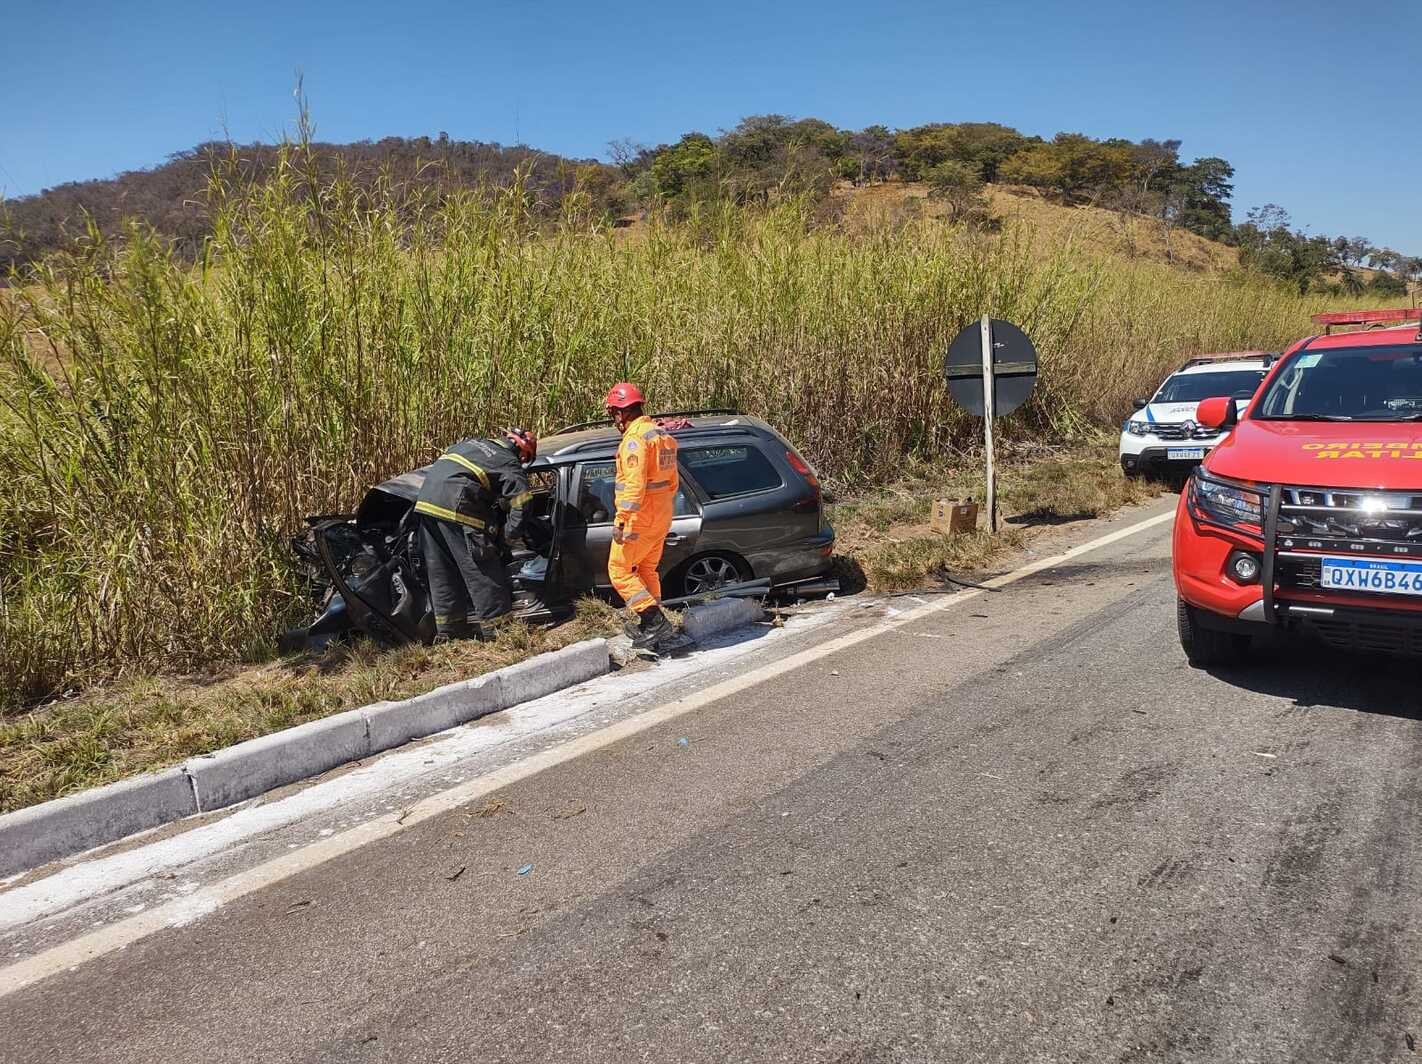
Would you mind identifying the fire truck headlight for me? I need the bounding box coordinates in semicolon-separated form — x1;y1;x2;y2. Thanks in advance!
1191;471;1264;531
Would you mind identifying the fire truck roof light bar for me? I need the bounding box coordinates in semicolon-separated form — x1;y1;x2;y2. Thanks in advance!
1310;308;1422;335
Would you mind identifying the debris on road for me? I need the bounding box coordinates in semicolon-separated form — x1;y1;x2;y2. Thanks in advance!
1328;953;1349;966
676;737;690;747
466;797;507;819
516;864;534;876
285;900;313;915
444;865;466;882
552;803;586;820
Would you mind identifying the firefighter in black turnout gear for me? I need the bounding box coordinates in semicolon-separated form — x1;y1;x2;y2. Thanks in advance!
415;429;539;641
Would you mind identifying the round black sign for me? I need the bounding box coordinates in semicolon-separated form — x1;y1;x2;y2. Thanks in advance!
944;319;1038;417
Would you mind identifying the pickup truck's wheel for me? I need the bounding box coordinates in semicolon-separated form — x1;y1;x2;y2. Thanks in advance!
1176;597;1250;667
671;552;751;598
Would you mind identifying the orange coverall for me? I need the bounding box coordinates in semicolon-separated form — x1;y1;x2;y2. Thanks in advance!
608;415;679;613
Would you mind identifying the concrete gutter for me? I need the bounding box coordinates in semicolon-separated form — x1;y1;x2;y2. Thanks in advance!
0;597;767;880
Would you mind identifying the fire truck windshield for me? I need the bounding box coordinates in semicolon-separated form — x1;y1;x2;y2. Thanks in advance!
1256;345;1422;421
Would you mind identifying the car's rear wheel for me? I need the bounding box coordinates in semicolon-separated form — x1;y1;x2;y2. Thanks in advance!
1176;597;1250;667
673;552;751;598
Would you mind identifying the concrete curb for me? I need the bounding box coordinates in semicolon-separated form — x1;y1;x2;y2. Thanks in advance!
185;709;372;814
0;768;197;879
0;638;610;879
682;597;766;642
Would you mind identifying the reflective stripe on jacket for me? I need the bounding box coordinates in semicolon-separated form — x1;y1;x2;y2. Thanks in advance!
415;437;531;544
614;416;678;534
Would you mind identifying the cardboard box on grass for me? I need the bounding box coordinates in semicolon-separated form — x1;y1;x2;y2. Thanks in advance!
931;499;979;534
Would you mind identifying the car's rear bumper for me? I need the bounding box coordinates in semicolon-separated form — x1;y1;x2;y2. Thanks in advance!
750;530;836;586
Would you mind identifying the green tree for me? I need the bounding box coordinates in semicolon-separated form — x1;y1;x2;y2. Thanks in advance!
1171;157;1234;241
1235;205;1341;294
649;133;719;200
998;132;1137;201
925;160;991;226
717;115;845;201
894;122;1032;182
841;125;897;184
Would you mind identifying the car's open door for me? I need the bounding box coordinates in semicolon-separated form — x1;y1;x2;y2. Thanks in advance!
507;463;576;624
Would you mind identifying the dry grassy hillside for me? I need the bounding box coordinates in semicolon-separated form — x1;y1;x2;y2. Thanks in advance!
831;181;1240;271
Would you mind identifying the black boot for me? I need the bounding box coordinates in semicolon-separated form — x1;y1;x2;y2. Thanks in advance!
630;608;675;650
434;619;476;644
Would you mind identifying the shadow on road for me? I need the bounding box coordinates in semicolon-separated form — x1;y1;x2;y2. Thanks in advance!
1007;508;1099;528
1206;641;1422;720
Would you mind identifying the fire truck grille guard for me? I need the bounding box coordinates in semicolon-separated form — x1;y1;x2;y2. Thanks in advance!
1273;484;1422;597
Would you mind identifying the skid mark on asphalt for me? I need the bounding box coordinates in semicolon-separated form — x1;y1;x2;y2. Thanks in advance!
1091;761;1181;811
1288;762;1422;1063
1262;790;1346;897
1135;854;1199;891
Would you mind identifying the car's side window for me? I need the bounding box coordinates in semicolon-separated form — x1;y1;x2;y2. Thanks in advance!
681;445;783;500
577;462;617;523
576;461;696;524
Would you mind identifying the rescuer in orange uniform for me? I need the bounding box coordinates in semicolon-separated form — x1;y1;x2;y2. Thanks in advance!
605;382;682;651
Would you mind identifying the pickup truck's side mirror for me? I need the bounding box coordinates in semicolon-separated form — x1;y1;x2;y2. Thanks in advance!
1196;396;1239;430
1132;397;1149;410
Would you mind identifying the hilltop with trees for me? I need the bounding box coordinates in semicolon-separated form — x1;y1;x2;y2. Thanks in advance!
3;115;1419;298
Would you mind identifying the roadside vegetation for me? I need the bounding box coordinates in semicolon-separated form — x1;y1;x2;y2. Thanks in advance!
1;140;1385;708
0;438;1151;812
0;141;1392;708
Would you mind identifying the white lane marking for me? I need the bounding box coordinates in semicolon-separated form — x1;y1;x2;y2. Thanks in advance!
0;506;1174;998
0;604;855;934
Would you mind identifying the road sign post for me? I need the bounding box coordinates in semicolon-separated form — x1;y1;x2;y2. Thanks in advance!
944;317;1039;535
979;315;997;532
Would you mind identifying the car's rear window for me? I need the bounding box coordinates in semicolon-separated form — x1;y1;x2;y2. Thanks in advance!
682;445;783;499
1154;369;1265;403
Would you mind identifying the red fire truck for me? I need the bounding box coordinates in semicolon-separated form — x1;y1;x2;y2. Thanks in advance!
1173;308;1422;664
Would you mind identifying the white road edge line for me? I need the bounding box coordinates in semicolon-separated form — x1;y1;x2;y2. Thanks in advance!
0;506;1175;999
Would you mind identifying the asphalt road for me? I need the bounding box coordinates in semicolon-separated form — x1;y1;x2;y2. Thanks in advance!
4;500;1422;1063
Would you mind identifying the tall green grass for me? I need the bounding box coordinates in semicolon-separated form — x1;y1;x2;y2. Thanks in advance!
0;146;1379;707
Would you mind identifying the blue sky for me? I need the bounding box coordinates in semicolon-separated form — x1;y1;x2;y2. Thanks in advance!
3;0;1419;253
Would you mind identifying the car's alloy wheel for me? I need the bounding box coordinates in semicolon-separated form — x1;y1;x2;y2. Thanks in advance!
682;554;744;596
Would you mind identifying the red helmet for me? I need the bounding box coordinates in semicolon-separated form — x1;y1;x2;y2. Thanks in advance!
604;382;645;410
503;427;537;464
